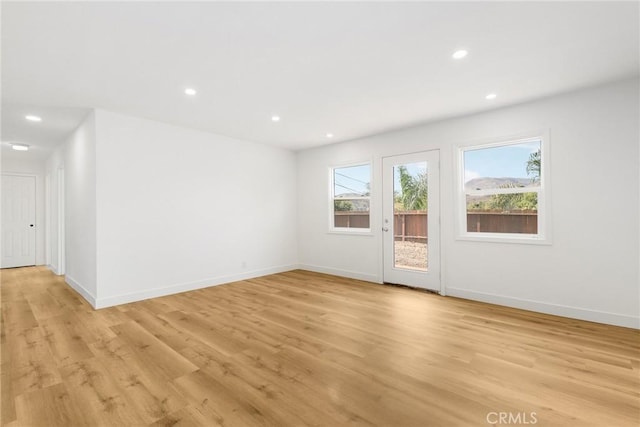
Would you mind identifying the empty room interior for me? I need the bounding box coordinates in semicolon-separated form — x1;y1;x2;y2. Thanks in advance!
1;2;639;426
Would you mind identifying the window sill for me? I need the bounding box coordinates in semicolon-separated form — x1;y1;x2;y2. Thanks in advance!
457;233;552;245
327;229;374;237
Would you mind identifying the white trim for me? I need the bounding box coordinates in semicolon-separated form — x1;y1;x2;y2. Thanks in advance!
329;161;372;233
446;287;639;329
299;263;381;284
45;174;51;266
466;187;540;197
461;135;544;153
326;230;374;236
65;274;97;307
457;233;551;245
0;172;38;177
57;168;65;275
93;264;299;309
458;221;549;243
334;196;370;200
63;263;638;329
47;264;61;275
454;130;551;244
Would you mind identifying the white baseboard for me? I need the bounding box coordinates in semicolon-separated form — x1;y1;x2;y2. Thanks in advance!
65;262;637;329
297;264;380;284
94;264;299;309
446;287;639;329
47;264;60;275
65;275;97;308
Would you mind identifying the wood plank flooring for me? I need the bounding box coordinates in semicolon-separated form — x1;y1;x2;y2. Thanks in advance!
1;266;639;426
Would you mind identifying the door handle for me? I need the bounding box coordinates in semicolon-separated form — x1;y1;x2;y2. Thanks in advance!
29;224;34;227
382;227;389;232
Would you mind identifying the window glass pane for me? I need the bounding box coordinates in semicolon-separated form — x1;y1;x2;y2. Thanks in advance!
392;162;428;270
332;164;370;230
466;193;538;234
466;192;538;212
334;165;370;197
464;141;541;190
333;199;370;229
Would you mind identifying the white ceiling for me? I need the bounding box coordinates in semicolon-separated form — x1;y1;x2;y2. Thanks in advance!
2;1;638;158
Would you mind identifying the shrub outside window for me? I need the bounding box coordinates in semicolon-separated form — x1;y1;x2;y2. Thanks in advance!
330;163;371;232
458;136;550;243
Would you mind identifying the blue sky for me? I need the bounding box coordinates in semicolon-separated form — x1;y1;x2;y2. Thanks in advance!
334;164;370;196
464;141;540;182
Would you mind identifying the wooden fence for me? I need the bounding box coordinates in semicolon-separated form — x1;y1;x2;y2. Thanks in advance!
466;210;537;234
394;211;427;242
334;211;371;229
335;210;538;237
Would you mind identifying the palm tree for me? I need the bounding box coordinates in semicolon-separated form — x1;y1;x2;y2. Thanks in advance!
527;149;541;182
397;166;427;210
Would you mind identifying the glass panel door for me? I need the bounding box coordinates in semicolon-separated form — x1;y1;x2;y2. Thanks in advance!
383;151;440;292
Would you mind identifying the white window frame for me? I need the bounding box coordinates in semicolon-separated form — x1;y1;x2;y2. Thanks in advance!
328;161;372;234
456;132;551;245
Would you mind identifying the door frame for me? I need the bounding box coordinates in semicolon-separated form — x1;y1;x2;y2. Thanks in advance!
380;150;441;294
45;173;51;267
57;167;65;275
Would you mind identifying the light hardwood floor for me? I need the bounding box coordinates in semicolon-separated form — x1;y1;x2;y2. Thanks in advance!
1;266;639;426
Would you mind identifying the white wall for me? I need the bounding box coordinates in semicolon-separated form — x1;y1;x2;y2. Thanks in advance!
64;111;98;300
93;110;298;307
1;153;46;266
297;78;640;328
45;146;64;274
45;111;98;303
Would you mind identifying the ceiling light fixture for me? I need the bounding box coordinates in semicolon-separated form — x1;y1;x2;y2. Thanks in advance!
11;143;29;151
25;115;42;122
485;93;497;100
326;133;334;138
452;50;468;59
271;116;280;122
184;88;197;96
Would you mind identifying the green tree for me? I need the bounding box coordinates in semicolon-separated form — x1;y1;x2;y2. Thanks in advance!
527;149;541;182
483;183;538;211
488;191;537;211
397;166;427;210
334;200;353;211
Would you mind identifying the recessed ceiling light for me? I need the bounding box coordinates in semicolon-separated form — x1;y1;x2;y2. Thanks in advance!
326;133;334;138
184;88;197;96
271;116;280;122
452;50;468;59
485;93;497;100
11;143;29;151
25;115;42;122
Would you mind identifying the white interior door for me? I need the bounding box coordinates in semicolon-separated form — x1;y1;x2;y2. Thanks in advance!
382;151;440;292
1;175;37;268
